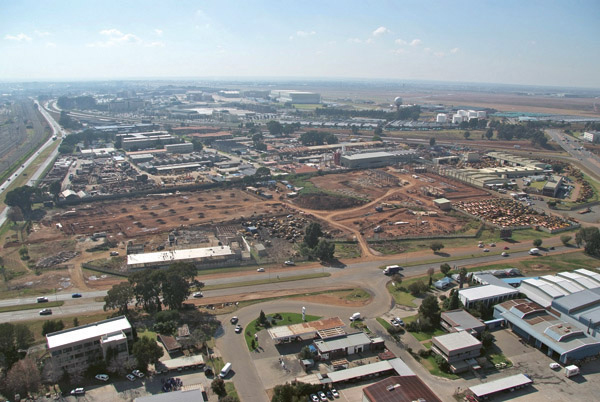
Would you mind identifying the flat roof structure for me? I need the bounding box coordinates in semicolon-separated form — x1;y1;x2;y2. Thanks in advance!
469;374;532;398
441;309;485;333
363;376;442;402
540;275;584;293
459;284;518;308
432;331;482;352
127;246;234;268
47;316;131;349
134;387;206;402
326;358;411;383
267;317;345;341
575;268;600;285
160;355;205;371
556;272;600;289
519;278;570;308
314;332;371;353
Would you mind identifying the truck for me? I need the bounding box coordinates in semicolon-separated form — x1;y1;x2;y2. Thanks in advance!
564;365;579;378
529;248;540;255
383;265;402;275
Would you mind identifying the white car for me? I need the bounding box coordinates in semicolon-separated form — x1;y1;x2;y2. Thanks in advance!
193;292;203;298
70;388;85;396
331;388;339;398
483;248;490;252
284;260;295;266
502;252;509;257
257;267;265;272
132;370;144;378
126;374;136;381
95;374;109;381
549;362;560;370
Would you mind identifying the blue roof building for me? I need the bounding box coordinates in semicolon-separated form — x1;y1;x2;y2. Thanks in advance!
434;277;453;290
494;299;600;364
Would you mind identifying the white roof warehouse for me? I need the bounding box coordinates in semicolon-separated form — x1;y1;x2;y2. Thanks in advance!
127;246;235;270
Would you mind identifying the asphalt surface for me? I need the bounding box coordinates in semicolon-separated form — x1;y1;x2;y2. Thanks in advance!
0;100;64;227
546;128;600;179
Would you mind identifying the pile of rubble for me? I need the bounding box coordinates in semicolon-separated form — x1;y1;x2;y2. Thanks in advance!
36;251;80;269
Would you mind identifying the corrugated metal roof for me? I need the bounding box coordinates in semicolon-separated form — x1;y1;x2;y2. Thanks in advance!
469;374;532;397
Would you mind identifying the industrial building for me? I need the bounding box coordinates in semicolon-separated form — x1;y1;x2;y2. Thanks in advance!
433;198;451;211
46;316;133;374
165;142;194;154
440;309;486;335
468;374;532;400
362;375;442;402
486;151;547;169
542;175;563;197
494;299;600;364
551;288;600;339
436;113;447;123
127;246;239;270
118;131;177;151
518;269;600;308
340;150;417;169
313;332;373;360
458;283;519;309
583;131;600;143
270;90;321;104
267;317;346;343
431;331;482;372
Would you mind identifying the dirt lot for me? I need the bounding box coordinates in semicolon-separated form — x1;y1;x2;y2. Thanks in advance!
49;188;285;238
295;169;488;239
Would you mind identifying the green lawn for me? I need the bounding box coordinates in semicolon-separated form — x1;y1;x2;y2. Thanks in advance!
334;242;362;259
529;180;547;190
403;315;445;341
203;272;330;291
421;356;459;379
376;317;392;330
488;352;512;368
344;289;370;301
243;312;321;350
386;282;417;308
0;300;64;313
225;381;239;400
137;329;158;341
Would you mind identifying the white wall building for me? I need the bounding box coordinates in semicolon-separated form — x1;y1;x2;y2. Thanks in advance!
436;113;447;123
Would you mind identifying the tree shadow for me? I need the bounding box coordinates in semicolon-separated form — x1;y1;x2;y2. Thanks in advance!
434;252;450;258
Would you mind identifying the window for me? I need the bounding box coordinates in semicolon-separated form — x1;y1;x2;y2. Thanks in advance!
63;347;72;353
74;344;82;350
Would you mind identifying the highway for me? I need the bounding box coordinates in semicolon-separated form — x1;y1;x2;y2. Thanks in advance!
0;242;572;323
0;100;65;227
546;128;600;179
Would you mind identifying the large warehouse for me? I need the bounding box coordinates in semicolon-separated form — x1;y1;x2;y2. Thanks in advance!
494;299;600;364
127;246;237;270
340;150;417;169
270;90;321;104
518;269;600;308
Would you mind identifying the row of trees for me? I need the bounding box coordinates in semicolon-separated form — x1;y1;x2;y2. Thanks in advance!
315;105;421;121
299;131;338;146
299;223;335;261
104;262;202;314
575;227;600;257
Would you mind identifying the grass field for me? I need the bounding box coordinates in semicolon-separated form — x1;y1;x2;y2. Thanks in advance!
243;312;321;350
403;315;445;341
386;282;418;307
529;181;547;190
0;300;64;313
344;289;370;301
224;382;239;400
203;272;330;291
421;355;459;379
376;317;392;330
334;242;361;259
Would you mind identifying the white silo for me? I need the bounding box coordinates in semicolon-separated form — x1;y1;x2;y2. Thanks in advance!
394;97;403;111
467;110;478;120
457;110;468;117
452;114;464;124
436;113;447;123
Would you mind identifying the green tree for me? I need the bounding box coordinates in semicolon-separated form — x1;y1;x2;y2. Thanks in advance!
129;269;165;313
584;231;600;257
560;235;572;246
485;128;494;140
258;310;267;326
430;241;444;253
42;320;65;336
254;167;271;178
72;318;79;328
533;238;542;247
48;181;62;201
4;186;37;218
299;346;313;360
429;137;436;147
458;267;468;289
266;120;283;136
418;295;441;328
303;222;323;249
161;262;197;310
6;206;24;224
552;164;564;174
3;358;41;398
315;239;335;261
211;378;227;397
374;127;383;136
463;131;471;140
408;280;428;296
447;290;460;310
481;330;495;349
440;263;451;276
575;227;599;247
104;282;134;315
132;336;164;371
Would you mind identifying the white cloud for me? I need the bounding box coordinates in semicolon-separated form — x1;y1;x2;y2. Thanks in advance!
296;30;316;37
45;42;56;48
87;29;141;47
450;47;459;54
348;38;363;44
34;30;50;37
145;41;165;48
4;33;32;42
372;26;390;36
409;39;422;46
395;38;407;45
154;29;163;36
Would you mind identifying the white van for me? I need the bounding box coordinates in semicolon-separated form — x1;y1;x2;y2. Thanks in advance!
529;248;540;255
219;362;232;378
349;312;361;321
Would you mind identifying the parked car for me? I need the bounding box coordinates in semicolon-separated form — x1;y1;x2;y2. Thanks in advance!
95;374;109;381
489;243;496;247
502;252;509;257
132;370;144;378
326;390;334;399
126;374;136;381
477;244;484;248
504;246;510;250
549;362;560;370
257;267;265;272
309;395;319;402
390;319;399;327
284;260;295;266
483;248;490;252
394;317;404;326
331;388;339;398
317;391;328;401
230;316;239;324
39;308;52;315
70;388;85;396
109;251;119;256
193;292;203;298
235;325;242;333
72;293;82;298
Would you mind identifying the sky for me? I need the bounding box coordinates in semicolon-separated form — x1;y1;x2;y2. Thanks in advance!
1;0;599;88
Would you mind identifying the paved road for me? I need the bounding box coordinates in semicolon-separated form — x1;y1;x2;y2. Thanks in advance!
0;100;64;226
546;128;600;179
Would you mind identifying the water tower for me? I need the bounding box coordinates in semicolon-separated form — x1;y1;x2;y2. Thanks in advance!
394;97;402;112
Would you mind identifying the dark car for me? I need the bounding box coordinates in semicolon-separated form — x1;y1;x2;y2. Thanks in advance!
72;293;82;298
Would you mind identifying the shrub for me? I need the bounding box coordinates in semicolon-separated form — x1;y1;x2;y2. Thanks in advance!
418;349;431;358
